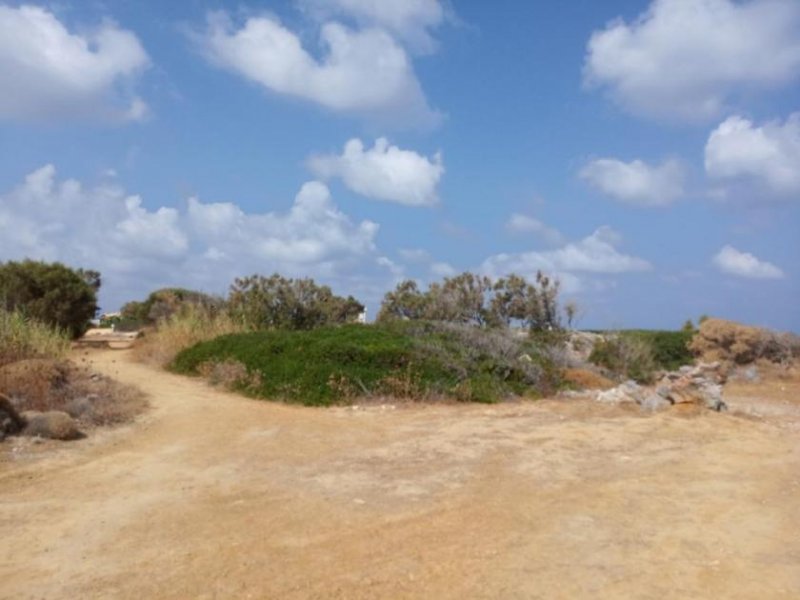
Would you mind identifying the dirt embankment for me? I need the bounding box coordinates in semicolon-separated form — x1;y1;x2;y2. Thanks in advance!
1;350;799;599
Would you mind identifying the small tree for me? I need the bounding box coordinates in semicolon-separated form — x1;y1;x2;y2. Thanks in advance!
0;260;99;338
564;301;579;329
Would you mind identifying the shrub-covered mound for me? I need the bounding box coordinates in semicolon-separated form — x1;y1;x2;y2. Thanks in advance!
171;322;561;405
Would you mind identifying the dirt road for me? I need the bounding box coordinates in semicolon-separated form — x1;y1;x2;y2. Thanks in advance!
2;350;799;599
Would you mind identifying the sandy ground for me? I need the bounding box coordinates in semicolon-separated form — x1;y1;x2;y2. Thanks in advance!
1;350;799;599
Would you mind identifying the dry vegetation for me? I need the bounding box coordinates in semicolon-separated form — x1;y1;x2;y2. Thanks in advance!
689;318;799;365
0;307;147;436
132;304;247;367
0;308;70;367
0;358;147;427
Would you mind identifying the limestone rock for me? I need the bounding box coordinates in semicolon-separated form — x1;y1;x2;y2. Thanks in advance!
596;380;643;404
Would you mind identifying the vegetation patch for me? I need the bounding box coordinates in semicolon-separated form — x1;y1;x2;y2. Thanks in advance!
589;329;694;383
0;358;147;428
171;322;561;406
0;308;70;368
689;318;799;365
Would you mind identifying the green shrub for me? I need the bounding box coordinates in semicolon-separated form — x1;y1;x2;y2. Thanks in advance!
171;322;561;406
0;260;99;338
589;330;693;383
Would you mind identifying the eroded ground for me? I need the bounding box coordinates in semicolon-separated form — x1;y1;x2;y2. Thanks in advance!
1;350;799;599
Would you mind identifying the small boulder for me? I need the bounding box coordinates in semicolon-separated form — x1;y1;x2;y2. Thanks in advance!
22;411;83;441
0;393;25;438
640;393;671;412
596;380;644;404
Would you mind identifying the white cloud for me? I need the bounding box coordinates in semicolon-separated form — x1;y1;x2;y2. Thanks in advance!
712;245;784;279
0;5;149;122
0;165;381;308
200;11;439;126
308;138;443;206
506;214;566;245
398;248;430;263
579;158;684;206
705;113;800;195
430;261;456;278
481;226;651;293
584;0;800;120
299;0;446;54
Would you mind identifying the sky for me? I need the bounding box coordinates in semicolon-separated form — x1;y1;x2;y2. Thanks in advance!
0;0;798;331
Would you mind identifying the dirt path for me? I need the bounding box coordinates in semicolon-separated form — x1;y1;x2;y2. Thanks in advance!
2;350;799;599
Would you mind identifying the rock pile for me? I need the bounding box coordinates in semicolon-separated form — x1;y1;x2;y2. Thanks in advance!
595;362;727;412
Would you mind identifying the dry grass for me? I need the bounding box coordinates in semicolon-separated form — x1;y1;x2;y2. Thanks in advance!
0;308;70;368
132;304;247;368
562;367;615;390
0;358;147;427
689;318;798;365
197;359;261;391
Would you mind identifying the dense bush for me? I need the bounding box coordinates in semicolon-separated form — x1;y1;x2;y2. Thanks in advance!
377;271;561;331
171;322;562;405
0;307;70;368
122;288;224;325
228;274;364;330
0;260;99;338
589;330;693;383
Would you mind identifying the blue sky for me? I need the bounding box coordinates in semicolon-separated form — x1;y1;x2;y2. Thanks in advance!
0;0;798;330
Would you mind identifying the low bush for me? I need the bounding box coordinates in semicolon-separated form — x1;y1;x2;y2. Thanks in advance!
0;308;70;368
171;322;562;405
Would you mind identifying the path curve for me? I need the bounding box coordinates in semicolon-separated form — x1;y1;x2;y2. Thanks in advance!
1;349;799;599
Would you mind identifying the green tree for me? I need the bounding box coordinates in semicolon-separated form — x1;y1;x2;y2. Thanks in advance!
0;260;99;338
122;288;224;324
376;280;429;322
228;274;363;330
378;271;562;332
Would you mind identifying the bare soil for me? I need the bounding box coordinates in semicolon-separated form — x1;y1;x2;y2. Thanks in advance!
1;350;799;599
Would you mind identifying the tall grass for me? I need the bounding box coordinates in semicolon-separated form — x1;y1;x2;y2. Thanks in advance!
0;308;70;367
132;303;248;367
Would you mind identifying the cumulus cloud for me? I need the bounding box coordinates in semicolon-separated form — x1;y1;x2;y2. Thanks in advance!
0;165;380;307
712;245;784;279
705;113;800;196
200;11;439;126
506;214;566;245
481;226;651;293
299;0;446;54
0;5;149;122
579;158;685;206
584;0;800;120
308;138;443;206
